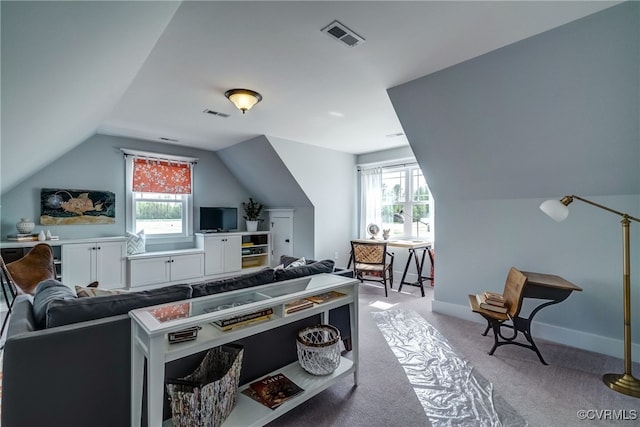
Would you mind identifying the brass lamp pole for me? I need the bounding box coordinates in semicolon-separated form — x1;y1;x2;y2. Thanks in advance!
540;195;640;398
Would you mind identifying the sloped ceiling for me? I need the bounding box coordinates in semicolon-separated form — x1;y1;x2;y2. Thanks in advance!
388;2;639;201
0;1;180;193
1;1;620;196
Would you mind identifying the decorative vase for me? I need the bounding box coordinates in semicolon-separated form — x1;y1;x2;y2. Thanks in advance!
16;218;35;234
246;220;259;232
38;230;46;241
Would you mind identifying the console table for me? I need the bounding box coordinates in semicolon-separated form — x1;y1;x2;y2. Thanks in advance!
130;273;359;427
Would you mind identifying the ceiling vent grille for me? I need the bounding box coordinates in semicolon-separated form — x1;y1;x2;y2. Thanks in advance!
203;109;230;118
321;20;365;47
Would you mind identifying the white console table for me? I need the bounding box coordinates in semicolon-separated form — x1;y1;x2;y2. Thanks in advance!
130;273;359;427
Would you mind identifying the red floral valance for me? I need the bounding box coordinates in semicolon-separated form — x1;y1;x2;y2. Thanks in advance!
132;158;192;194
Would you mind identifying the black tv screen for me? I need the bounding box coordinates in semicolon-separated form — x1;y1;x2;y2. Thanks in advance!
200;207;238;232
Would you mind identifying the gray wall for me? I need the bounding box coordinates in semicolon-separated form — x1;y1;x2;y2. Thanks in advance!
1;133;251;250
269;137;357;266
388;2;640;359
216;135;316;259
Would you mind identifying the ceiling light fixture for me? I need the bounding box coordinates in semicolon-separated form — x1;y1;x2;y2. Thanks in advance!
224;89;262;114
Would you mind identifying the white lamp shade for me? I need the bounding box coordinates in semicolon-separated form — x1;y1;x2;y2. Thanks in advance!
540;199;569;222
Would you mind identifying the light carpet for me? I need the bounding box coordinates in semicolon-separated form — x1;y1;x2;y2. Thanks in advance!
372;308;526;427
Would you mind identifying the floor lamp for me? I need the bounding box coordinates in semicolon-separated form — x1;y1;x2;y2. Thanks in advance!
540;195;640;398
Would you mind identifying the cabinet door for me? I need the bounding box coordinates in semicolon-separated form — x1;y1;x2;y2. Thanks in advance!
203;236;225;275
62;243;96;287
170;253;204;282
96;241;126;289
224;234;242;273
129;256;171;288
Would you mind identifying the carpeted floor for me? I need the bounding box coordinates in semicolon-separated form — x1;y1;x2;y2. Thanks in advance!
267;280;640;427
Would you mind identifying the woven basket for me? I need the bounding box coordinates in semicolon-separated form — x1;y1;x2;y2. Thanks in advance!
166;344;243;427
296;324;341;376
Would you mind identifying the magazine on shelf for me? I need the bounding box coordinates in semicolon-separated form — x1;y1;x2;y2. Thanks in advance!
245;372;304;409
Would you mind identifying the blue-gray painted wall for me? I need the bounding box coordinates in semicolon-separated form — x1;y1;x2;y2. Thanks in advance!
388;2;640;359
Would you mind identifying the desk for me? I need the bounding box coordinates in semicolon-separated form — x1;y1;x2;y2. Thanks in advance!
387;240;433;297
349;239;433;297
474;270;582;365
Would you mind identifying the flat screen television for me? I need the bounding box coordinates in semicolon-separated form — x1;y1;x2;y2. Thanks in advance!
199;207;238;232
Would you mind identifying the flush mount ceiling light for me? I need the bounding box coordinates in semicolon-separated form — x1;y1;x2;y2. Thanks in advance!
224;89;262;114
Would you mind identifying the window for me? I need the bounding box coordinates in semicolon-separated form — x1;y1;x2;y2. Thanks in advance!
123;149;197;239
361;163;433;240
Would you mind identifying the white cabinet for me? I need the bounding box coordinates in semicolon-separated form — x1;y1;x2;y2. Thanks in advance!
196;234;242;276
128;250;204;288
62;240;127;289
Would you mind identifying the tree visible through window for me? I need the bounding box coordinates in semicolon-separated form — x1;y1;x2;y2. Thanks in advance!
124;150;196;238
379;165;432;240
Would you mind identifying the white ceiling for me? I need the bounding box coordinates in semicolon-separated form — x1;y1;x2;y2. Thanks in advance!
1;1;620;194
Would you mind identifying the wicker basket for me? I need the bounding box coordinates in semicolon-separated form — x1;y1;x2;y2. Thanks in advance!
296;324;341;376
166;344;244;427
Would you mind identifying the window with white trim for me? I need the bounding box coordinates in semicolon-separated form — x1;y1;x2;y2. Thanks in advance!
123;149;197;239
361;163;433;240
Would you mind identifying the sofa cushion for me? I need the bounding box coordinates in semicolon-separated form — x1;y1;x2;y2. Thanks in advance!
32;279;77;328
75;284;124;297
45;284;192;328
280;255;315;268
191;268;275;298
274;259;335;282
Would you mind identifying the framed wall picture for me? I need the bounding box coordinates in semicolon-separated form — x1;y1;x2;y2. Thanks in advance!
40;188;115;225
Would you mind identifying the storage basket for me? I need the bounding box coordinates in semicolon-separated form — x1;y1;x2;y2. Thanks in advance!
166;344;244;427
296;324;341;375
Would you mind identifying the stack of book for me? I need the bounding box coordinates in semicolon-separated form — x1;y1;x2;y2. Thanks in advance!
475;291;508;313
6;233;38;241
212;307;273;331
242;373;304;409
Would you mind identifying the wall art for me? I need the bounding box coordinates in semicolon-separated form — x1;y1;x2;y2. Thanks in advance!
40;188;115;225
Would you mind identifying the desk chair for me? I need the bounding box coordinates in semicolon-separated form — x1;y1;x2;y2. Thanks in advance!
468;267;548;365
350;240;394;297
1;255;21;337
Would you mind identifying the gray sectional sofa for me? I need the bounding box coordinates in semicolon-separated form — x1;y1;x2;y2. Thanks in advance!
2;257;352;427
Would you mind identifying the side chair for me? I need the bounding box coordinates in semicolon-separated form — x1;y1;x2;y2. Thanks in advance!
350;240;394;297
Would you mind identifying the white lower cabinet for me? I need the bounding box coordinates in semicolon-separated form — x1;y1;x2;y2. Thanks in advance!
196;234;242;276
62;240;127;290
128;251;204;288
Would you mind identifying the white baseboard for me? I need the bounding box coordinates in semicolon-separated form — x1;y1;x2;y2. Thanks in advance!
432;299;640;363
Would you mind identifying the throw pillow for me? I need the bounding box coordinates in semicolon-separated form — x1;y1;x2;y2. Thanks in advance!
274;259;335;282
32;279;76;328
126;230;146;255
75;284;124;298
286;257;306;269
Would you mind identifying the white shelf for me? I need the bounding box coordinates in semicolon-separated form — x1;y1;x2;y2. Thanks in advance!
161;357;355;427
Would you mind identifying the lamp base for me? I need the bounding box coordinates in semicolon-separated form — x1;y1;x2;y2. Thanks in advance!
603;373;640;398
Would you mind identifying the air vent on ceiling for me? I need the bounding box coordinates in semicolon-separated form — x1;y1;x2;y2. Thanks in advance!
203;109;230;118
159;137;179;143
321;20;365;47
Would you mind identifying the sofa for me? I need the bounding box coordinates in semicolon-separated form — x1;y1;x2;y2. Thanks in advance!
2;256;353;427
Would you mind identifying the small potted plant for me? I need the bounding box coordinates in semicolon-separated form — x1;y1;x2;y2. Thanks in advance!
242;198;263;232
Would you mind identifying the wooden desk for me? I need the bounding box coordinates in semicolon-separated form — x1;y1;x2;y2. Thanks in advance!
349;239;433;297
387;240;433;297
472;270;582;365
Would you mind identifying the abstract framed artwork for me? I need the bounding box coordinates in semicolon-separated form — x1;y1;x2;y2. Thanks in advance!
40;188;115;225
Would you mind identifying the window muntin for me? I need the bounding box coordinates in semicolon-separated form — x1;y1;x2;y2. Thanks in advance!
379;165;431;240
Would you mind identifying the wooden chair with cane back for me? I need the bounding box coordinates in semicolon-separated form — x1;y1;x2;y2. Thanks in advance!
350;240;394;297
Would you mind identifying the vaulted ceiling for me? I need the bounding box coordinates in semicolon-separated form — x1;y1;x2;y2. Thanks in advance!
1;1;619;194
